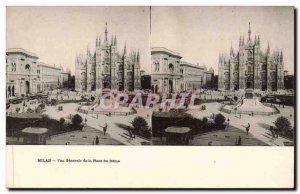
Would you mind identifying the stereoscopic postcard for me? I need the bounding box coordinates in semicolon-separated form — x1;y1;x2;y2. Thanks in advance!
6;6;295;189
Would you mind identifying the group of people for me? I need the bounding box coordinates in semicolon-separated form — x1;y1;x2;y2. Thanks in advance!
128;127;136;141
269;126;279;139
91;123;108;145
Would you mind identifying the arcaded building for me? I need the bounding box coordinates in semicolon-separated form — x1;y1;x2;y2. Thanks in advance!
6;48;39;97
151;47;214;93
6;48;71;97
36;62;62;92
75;23;141;92
218;23;284;92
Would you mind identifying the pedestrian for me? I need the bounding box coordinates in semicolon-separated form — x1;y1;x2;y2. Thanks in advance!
103;123;108;135
132;128;136;139
95;136;99;145
274;127;279;139
270;126;275;139
85;118;87;123
240;113;242;119
227;118;230;124
129;129;133;141
147;114;149;119
290;114;292;119
246;123;250;135
238;136;242;145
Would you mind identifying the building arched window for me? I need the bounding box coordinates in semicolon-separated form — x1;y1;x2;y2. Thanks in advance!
154;62;160;72
11;63;16;72
169;63;174;73
25;64;31;73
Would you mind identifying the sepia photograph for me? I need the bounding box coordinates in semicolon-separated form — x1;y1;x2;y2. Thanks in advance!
4;5;295;189
6;6;294;147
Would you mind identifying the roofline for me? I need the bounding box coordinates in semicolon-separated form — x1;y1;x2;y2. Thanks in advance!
180;61;205;70
151;47;182;58
6;48;38;59
37;62;62;70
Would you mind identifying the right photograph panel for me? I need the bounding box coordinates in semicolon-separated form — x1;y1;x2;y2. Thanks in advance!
150;6;294;146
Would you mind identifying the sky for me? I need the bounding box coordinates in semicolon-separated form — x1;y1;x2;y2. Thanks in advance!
151;6;294;74
7;7;294;75
6;7;151;75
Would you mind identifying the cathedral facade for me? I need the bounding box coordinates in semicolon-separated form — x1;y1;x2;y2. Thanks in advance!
75;23;141;92
218;23;284;92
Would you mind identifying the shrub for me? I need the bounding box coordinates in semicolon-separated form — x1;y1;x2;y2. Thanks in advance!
131;116;150;138
59;117;65;125
51;99;58;106
26;107;34;113
15;107;20;113
71;114;83;129
35;106;42;113
275;116;292;136
202;117;208;124
214;113;226;126
39;103;45;110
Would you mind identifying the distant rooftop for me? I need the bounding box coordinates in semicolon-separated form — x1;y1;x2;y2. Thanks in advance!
22;127;48;134
37;62;62;70
6;48;38;58
180;61;205;70
151;47;182;58
165;127;191;134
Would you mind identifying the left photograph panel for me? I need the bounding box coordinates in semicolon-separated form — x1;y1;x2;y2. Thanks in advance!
6;6;151;145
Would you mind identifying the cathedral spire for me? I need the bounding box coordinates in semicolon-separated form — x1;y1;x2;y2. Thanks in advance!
87;45;90;56
98;36;101;47
96;37;98;47
114;33;117;46
239;36;242;47
248;22;251;40
105;22;108;41
257;34;260;45
111;34;114;46
267;41;270;54
230;42;234;56
137;49;140;63
123;42;127;55
242;36;245;46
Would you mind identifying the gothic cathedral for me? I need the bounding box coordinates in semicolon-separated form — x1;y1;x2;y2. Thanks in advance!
75;23;141;92
218;23;284;92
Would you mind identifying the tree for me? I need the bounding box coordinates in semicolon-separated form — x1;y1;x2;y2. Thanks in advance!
26;107;34;113
131;116;149;138
275;116;292;136
214;113;226;126
59;117;65;125
71;114;83;130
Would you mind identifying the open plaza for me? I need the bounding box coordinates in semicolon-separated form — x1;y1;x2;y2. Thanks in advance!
5;7;295;147
6;87;294;146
